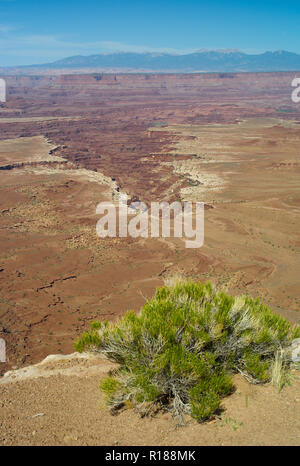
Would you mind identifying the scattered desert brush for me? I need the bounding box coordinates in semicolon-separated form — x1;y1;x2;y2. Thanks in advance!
75;280;300;423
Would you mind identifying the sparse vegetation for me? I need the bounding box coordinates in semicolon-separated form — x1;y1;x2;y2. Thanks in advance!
76;279;300;423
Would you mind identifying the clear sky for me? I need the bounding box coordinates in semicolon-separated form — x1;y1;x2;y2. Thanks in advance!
1;0;300;66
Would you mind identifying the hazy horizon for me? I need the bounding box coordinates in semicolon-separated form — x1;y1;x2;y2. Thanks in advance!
0;0;300;67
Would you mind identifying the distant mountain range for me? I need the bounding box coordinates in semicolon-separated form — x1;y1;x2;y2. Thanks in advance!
4;49;300;73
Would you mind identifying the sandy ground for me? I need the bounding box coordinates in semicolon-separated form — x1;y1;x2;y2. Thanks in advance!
0;353;299;446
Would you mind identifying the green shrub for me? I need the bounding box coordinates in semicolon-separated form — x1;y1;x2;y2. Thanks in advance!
74;280;300;423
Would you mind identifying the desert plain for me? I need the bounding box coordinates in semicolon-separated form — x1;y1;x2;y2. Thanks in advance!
0;72;299;445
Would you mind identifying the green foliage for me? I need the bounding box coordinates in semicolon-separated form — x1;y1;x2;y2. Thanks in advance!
74;280;300;423
100;376;123;399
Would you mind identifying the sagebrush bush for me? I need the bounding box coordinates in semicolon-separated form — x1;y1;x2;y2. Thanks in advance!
74;280;300;423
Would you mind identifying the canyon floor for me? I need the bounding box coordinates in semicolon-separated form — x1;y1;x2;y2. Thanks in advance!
0;72;299;445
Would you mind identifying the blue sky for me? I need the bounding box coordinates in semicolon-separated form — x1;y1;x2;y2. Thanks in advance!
1;0;300;66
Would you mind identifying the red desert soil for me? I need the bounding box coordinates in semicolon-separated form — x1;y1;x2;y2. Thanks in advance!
0;73;299;445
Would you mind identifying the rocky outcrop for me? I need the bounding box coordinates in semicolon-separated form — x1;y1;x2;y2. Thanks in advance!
0;352;116;385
